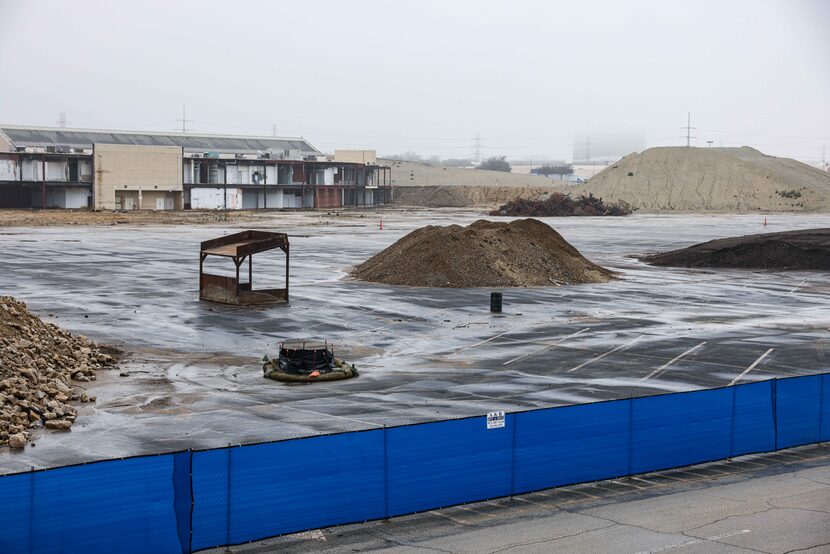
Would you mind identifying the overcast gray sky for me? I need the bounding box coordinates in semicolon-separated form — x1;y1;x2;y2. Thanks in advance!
1;0;828;162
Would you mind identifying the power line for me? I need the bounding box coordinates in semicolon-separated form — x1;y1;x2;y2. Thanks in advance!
473;132;482;163
55;113;70;128
682;112;697;147
176;106;193;133
696;128;830;140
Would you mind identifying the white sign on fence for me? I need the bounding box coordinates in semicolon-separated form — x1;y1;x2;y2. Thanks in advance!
487;410;505;429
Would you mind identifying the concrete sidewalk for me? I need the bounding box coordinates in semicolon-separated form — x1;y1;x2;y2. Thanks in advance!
220;444;830;553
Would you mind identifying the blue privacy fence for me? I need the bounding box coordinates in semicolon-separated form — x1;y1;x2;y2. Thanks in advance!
1;373;827;553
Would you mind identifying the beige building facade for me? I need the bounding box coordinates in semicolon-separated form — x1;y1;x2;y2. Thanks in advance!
333;149;377;164
93;143;183;210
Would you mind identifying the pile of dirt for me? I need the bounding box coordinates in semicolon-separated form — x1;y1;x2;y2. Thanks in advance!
642;228;830;269
490;193;632;216
350;218;614;287
1;297;117;449
572;147;830;213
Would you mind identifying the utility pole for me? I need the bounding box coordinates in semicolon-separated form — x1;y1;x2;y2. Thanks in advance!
272;124;277;137
683;112;697;147
55;113;70;128
474;132;482;163
176;106;191;133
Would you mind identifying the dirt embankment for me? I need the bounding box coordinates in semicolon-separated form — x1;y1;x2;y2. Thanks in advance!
1;297;117;448
350;218;614;287
392;185;566;208
0;209;268;227
573;146;830;213
642;228;830;269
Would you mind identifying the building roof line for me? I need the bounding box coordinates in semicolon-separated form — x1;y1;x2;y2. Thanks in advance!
0;124;310;143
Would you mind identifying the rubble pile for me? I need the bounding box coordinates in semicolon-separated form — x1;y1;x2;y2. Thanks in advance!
490;193;632;217
351;218;615;287
1;296;117;449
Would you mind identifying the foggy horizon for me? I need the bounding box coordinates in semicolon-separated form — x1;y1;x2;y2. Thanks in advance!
1;0;828;163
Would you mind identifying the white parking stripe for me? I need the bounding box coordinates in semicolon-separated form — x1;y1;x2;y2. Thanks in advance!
456;322;544;353
567;335;643;373
503;328;589;366
789;280;808;294
729;348;774;386
641;342;707;381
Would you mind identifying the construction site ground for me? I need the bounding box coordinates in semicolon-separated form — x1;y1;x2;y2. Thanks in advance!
0;209;829;471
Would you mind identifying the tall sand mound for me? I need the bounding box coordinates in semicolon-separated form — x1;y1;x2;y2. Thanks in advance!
642;228;830;269
351;218;614;287
573;147;830;213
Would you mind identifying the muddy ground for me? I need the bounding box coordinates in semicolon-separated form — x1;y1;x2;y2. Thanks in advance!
0;207;391;227
0;210;829;471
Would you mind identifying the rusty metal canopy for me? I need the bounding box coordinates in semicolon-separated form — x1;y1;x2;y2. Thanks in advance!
200;230;288;259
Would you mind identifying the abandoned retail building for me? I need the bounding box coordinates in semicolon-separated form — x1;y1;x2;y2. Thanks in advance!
0;125;392;210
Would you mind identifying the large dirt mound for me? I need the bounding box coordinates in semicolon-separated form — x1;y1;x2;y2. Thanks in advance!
351;218;614;287
1;296;117;449
572;147;830;213
642;228;830;269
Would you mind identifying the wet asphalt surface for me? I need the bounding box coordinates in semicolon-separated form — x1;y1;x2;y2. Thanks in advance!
1;211;829;471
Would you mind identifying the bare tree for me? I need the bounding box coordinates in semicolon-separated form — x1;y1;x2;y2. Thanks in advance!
532;164;573;177
477;156;511;172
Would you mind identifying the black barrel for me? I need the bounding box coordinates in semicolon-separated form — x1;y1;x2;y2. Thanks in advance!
490;292;503;313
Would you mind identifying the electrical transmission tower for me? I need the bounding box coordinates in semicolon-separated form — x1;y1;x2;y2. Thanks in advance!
474;132;482;163
682;112;697;147
55;113;70;128
176;106;193;133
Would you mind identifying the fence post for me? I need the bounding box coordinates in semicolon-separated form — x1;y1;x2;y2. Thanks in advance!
627;398;634;479
819;375;825;445
383;426;389;522
729;385;737;460
510;413;517;497
189;449;194;554
29;466;34;554
225;444;232;550
771;379;778;451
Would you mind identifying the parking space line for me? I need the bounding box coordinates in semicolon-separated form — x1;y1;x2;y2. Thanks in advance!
503;328;589;366
789;280;808;294
455;323;539;353
729;348;774;385
641;341;707;381
427;511;474;526
567;335;643;372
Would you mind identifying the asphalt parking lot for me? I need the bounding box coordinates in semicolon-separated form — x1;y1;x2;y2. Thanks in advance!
1;211;828;471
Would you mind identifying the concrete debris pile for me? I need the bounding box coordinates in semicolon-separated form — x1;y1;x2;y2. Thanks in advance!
642;228;830;270
1;296;117;449
351;218;614;287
